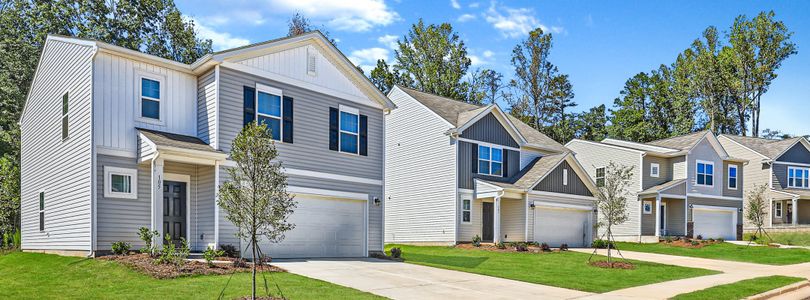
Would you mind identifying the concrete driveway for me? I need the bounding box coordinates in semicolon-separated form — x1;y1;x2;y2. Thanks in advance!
272;258;593;300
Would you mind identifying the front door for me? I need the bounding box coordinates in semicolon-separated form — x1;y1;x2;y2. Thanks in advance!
163;181;186;247
482;202;494;242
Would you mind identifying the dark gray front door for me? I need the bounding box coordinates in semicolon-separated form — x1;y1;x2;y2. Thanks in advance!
482;202;494;242
163;181;186;247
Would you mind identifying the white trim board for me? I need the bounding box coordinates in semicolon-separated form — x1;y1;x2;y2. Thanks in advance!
687;193;743;201
532;201;593;211
528;190;598;202
287;186;369;201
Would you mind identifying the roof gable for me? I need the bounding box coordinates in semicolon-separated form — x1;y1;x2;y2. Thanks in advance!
459;112;519;147
775;138;810;163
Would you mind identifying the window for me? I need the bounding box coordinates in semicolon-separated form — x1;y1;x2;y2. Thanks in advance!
462;199;471;223
650;163;660;178
775;202;783;218
595;167;606;187
788;166;810;189
61;92;69;140
140;77;161;120
562;168;568;186
728;165;738;190
339;106;360;154
477;145;503;176
643;200;653;214
696;161;714;186
104;166;138;199
256;84;283;140
39;192;44;231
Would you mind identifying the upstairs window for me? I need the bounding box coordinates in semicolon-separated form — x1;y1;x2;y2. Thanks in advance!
696;161;714;186
329;105;367;156
788;166;810;189
138;73;162;122
256;84;283;141
728;165;738;190
478;145;503;176
339;108;360;154
39;192;45;231
650;163;660;178
61;92;69;140
462;199;471;223
595;167;606;187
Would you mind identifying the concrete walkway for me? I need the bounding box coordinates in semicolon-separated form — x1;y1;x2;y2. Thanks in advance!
570;248;810;299
272;258;592;300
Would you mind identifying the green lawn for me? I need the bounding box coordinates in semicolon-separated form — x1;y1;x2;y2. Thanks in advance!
615;241;810;265
385;244;718;293
0;252;383;300
744;232;810;247
673;275;805;300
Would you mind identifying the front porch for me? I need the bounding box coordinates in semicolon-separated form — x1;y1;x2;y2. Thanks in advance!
638;179;688;239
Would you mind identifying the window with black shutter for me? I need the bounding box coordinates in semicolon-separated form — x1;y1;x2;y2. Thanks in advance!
243;86;255;126
330;105;367;155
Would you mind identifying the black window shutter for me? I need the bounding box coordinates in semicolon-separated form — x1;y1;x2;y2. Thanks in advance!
243;86;255;127
503;150;509;177
329;107;339;151
471;143;478;174
282;96;294;143
359;115;368;156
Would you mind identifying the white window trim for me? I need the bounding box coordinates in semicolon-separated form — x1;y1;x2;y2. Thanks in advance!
695;160;715;187
338;104;360;155
650;163;660;178
728;165;738;190
643;200;653;214
595;166;606;187
255;83;284;141
136;70;166;125
477;145;504;176
562;168;568;186
787;166;810;189
775;202;783;218
104;166;138;199
461;199;472;224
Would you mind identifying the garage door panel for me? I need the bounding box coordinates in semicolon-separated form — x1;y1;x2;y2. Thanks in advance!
533;206;590;247
693;209;735;240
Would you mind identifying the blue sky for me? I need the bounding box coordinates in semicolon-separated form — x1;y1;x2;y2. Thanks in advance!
176;0;810;135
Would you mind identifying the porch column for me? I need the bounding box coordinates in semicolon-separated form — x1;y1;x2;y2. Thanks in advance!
494;196;502;243
151;157;164;248
654;194;662;237
768;197;773;228
793;197;799;226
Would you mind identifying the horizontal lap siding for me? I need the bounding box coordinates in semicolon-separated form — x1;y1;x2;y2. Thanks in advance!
457;192;480;242
723;162;743;198
500;199;526;242
21;40;95;251
718;136;772;228
687;139;724;196
643;156;672;190
641;199;685;236
197;70;216;144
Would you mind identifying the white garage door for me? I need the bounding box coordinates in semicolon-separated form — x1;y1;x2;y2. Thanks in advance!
693;208;735;240
533;205;590;247
255;196;366;258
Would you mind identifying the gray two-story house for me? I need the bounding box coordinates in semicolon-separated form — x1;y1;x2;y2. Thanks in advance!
384;87;600;247
20;32;395;258
719;135;810;228
567;131;746;242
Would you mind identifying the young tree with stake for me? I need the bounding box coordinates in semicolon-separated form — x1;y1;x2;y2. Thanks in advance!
590;162;634;266
218;122;297;300
745;184;772;244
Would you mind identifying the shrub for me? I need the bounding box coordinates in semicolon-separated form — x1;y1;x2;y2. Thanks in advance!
540;242;551;252
472;235;482;247
232;258;248;268
219;244;239;258
111;241;131;255
138;227;160;256
203;247;225;267
157;234;189;267
717;238;725;243
496;241;506;249
691;240;700;246
559;243;569;251
591;239;613;249
515;242;528;252
664;236;673;243
390;247;402;258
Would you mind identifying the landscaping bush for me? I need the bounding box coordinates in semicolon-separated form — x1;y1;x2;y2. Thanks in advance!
219;244;239;258
496;241;506;249
691;240;700;246
472;235;482;247
111;241;131;255
232;258;248;268
559;243;569;251
515;242;528;252
664;236;673;243
540;242;551;252
137;227;160;256
203;247;225;267
591;239;613;249
390;247;402;258
156;234;190;267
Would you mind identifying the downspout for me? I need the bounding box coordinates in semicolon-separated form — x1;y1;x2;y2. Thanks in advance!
89;45;99;258
150;151;161;236
523;191;529;242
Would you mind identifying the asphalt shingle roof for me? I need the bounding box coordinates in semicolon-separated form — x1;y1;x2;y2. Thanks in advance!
137;128;223;154
647;131;709;150
639;179;686;196
478;152;569;190
721;135;803;159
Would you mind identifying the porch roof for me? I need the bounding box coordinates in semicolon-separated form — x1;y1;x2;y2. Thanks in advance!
137;128;224;155
772;188;810;200
476;152;570;192
638;178;686;198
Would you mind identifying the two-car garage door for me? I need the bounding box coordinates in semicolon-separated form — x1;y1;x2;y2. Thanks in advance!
533;203;592;247
693;207;736;240
255;195;367;258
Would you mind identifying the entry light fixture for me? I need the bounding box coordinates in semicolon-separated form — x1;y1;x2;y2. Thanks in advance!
374;197;382;206
688;204;694;209
529;203;536;209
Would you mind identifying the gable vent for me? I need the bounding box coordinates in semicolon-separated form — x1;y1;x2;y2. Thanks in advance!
307;48;317;75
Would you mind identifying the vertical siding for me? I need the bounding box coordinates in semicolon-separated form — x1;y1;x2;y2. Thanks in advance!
773;164;787;189
642;156;672;189
457;141;520;189
533;160;593;196
459;113;519;148
197;70;216;144
92;52;198;154
723;162;743;198
20;39;95;251
686;138;725;196
776;143;810;164
384;88;457;243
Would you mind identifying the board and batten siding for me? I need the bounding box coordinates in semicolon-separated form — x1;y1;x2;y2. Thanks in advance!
21;39;96;251
92;52;198;155
566;140;642;239
197;69;217;145
457;141;520;189
776;143;810;164
384;87;457;243
459;113;519;148
532;160;593;196
686;138;725;196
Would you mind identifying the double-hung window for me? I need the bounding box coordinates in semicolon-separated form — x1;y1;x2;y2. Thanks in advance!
104;166;138;199
775;202;783;218
339;106;360;154
696;161;714;186
256;84;283;140
139;75;162;121
595;167;606;187
728;165;738;190
462;199;471;223
788;166;810;189
650;163;660;178
477;145;503;176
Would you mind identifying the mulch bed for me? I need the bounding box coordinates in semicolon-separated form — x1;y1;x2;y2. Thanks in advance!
99;253;285;279
661;239;722;249
589;260;635;269
455;243;567;253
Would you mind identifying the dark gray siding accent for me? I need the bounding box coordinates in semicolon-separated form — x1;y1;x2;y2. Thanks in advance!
723;162;743;198
687;197;742;224
460;113;519;148
776;143;810;164
773;163;787;189
218;67;383;180
457;140;520;189
532;161;593;196
197;70;215;143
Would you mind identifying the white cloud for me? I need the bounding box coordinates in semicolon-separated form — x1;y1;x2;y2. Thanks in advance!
450;0;461;9
469;50;495;66
188;17;251;51
377;34;398;50
468;2;480;8
200;10;266;27
457;13;476;22
268;0;399;32
484;2;561;38
348;47;390;73
482;50;494;58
